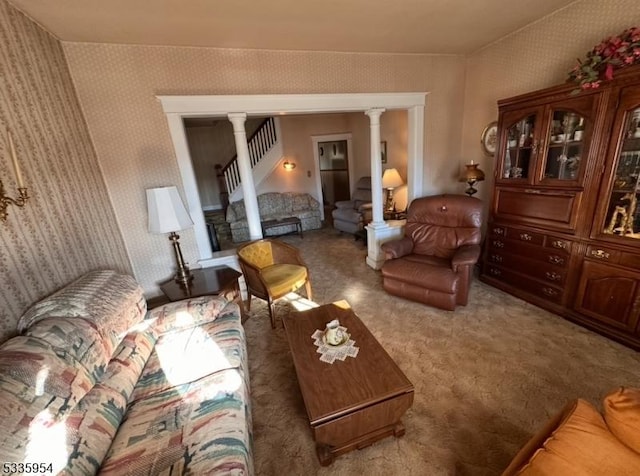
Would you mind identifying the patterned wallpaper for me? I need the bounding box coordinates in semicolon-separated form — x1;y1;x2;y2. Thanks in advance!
461;0;640;202
62;43;467;294
0;1;131;343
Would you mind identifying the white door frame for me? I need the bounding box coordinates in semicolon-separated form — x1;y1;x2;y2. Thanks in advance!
157;92;427;267
311;133;354;221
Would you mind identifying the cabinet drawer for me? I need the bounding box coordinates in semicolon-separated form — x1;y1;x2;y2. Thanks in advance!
494;187;581;231
506;227;544;245
490;225;507;237
585;245;620;263
620;251;640;271
489;239;569;268
545;237;572;254
484;265;563;304
487;251;567;285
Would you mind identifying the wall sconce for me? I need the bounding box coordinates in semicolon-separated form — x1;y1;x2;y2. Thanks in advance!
461;160;485;196
1;130;29;222
283;160;296;171
147;186;194;286
382;168;404;212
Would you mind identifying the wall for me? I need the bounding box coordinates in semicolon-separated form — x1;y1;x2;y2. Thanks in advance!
63;43;466;294
0;1;131;343
461;0;640;204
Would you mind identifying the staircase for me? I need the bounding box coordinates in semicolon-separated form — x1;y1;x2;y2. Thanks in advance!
220;117;283;202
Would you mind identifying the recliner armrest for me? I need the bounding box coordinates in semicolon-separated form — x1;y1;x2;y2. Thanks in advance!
451;244;481;271
381;237;414;259
358;202;373;212
334;200;356;209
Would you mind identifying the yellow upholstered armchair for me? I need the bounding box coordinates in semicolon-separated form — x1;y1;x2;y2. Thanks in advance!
237;239;312;328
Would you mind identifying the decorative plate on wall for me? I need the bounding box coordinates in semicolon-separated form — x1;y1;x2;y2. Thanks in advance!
481;121;498;156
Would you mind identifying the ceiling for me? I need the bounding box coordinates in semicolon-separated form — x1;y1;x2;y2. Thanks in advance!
9;0;578;55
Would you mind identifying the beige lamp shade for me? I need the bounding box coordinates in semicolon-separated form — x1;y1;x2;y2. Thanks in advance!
146;186;194;234
382;168;404;189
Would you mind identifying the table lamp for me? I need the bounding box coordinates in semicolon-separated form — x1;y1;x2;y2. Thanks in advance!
382;168;404;212
146;186;194;285
462;161;485;196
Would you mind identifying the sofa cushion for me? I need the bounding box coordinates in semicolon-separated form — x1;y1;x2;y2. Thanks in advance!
604;386;640;454
0;336;96;461
145;295;231;336
100;368;253;475
131;307;246;402
258;192;286;215
381;258;459;294
517;399;640;475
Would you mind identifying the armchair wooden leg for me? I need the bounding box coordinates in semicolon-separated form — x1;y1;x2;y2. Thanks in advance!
246;292;252;311
305;280;313;301
268;299;276;329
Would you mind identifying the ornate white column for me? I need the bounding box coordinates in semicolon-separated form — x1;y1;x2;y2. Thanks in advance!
364;108;406;270
228;113;262;241
366;108;386;226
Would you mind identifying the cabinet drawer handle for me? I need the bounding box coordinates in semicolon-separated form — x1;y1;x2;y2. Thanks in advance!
545;271;561;282
491;254;503;263
551;240;567;249
524;189;541;194
493;227;505;236
548;255;564;265
489;268;502;276
542;287;559;297
520;233;532;241
493;240;505;248
590;249;610;260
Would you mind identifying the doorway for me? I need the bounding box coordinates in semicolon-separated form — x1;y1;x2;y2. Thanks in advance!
318;139;350;223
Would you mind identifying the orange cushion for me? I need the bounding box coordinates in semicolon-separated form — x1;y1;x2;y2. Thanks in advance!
517;399;640;475
603;387;640;454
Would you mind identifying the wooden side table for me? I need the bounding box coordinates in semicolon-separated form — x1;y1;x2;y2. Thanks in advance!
160;266;246;321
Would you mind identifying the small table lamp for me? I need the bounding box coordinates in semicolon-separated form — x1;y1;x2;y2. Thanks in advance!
462;161;485;197
147;186;194;286
382;168;404;212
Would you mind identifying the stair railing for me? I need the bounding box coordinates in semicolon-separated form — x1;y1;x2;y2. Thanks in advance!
220;117;277;197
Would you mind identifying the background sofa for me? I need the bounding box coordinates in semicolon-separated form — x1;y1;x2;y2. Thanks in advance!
226;192;321;242
503;386;640;475
0;269;252;475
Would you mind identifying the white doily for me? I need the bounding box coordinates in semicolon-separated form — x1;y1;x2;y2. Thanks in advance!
311;327;359;364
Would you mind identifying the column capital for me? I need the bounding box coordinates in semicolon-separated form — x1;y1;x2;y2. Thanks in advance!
227;113;247;128
365;108;386;122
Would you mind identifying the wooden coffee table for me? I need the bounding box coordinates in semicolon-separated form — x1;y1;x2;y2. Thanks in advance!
282;301;414;466
261;216;302;238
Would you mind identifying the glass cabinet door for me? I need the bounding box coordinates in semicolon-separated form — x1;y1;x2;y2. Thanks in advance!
602;104;640;239
542;110;587;181
500;113;537;180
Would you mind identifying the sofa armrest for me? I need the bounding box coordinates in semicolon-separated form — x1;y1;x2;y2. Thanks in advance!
335;199;356;209
451;244;481;271
146;295;232;336
381;237;414;259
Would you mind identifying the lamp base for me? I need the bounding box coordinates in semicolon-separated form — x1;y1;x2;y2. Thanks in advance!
169;231;194;287
465;180;478;197
385;188;395;212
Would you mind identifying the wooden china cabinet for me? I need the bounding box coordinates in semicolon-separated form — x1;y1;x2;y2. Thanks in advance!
481;65;640;350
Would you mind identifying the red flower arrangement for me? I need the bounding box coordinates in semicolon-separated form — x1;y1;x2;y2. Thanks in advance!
568;26;640;91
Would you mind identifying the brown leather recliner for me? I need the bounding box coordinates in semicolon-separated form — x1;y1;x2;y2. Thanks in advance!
380;194;483;311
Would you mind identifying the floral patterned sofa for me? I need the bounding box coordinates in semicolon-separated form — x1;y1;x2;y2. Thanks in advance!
0;270;252;475
226;192;322;242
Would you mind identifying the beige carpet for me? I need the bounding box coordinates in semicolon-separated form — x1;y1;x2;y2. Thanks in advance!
242;227;640;475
